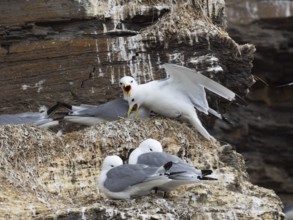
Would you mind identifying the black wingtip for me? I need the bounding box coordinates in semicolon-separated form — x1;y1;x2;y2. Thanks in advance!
222;116;234;125
127;148;135;160
201;169;213;176
199;176;218;180
56;101;73;110
235;94;248;106
169;171;187;176
163;161;173;171
46;102;61;116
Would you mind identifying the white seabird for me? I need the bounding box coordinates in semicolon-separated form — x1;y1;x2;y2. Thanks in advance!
98;155;173;199
120;64;238;140
128;139;215;192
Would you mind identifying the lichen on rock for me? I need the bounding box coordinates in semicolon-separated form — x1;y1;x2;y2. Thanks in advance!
0;119;284;219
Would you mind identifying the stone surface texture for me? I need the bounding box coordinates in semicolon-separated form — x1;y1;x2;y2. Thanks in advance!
0;0;254;115
222;0;293;205
0;0;285;218
0;120;284;219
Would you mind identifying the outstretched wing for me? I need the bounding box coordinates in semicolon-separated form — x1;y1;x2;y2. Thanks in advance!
162;64;236;114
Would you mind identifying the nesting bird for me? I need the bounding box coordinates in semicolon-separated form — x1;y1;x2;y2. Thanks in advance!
59;98;150;126
120;64;237;140
98;155;173;199
129;138;215;192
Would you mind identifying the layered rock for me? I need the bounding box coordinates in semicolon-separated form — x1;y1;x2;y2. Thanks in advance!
221;0;293;204
0;0;254;116
0;120;284;219
0;0;270;218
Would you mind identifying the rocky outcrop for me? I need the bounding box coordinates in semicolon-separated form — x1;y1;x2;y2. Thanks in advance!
0;0;254;116
220;0;293;204
0;0;276;218
0;120;284;219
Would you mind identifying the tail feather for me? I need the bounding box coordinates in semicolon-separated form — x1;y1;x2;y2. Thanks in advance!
46;102;73;116
201;169;213;176
235;94;247;106
163;161;173;171
199;176;218;180
189;115;213;140
208;108;222;119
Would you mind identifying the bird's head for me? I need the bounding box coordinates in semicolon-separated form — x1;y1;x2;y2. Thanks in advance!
101;155;123;171
138;139;163;153
119;76;138;98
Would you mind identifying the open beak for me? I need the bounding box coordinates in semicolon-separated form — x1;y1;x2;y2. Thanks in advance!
127;104;139;118
123;83;131;97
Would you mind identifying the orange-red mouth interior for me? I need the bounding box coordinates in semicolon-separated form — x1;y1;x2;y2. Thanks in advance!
123;85;131;93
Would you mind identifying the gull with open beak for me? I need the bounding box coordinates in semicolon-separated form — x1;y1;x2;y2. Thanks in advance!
119;76;150;118
119;76;139;100
120;64;238;140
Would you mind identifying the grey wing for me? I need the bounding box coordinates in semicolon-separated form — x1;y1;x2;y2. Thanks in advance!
0;114;36;125
0;112;50;125
168;161;202;180
69;99;129;120
104;164;161;192
138;152;186;173
15;111;46;119
137;152;177;167
138;152;200;178
162;63;236;114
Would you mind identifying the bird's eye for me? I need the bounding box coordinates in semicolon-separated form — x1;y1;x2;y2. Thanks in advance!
111;165;114;167
119;82;122;85
130;80;133;83
132;98;135;102
149;148;153;151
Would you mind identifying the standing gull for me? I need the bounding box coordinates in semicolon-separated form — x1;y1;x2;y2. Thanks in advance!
120;64;237;140
129;139;215;192
98;155;173;199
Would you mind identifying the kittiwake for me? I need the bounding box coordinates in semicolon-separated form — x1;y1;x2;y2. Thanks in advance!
57;98;150;125
129;138;215;192
98;155;173;199
0;104;59;128
120;64;238;140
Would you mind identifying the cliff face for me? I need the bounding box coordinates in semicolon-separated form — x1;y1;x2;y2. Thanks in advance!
219;0;293;205
0;0;283;218
0;120;284;219
0;0;254;114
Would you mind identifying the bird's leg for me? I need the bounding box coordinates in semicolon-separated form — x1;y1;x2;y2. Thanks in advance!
163;191;169;198
127;107;132;117
135;107;139;118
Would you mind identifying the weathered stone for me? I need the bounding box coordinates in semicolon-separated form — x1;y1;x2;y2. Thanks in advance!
0;0;254;117
0;120;284;219
222;0;293;205
0;1;267;218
